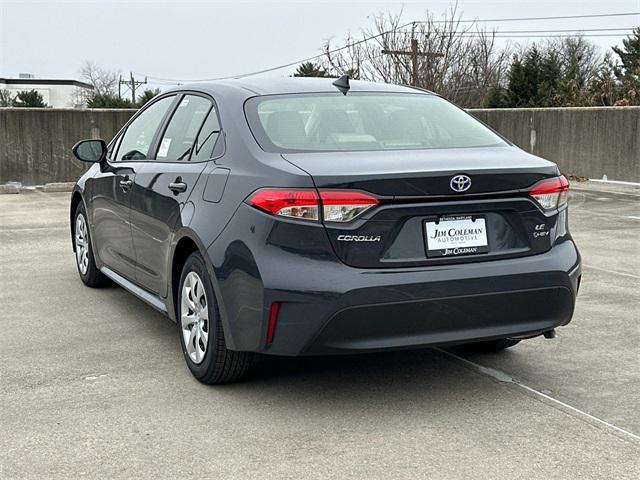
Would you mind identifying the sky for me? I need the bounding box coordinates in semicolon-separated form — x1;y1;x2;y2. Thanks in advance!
1;0;639;90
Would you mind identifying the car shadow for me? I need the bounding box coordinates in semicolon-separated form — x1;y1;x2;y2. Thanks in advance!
110;282;518;407
202;345;520;419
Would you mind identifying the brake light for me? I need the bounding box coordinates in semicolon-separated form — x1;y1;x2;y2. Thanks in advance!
248;189;320;221
320;191;379;222
248;189;379;222
529;175;569;211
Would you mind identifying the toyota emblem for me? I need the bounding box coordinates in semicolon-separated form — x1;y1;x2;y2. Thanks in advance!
450;174;471;193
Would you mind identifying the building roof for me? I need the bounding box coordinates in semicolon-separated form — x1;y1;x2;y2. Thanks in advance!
0;78;94;89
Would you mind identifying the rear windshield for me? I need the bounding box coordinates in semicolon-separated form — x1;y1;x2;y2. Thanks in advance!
245;93;505;153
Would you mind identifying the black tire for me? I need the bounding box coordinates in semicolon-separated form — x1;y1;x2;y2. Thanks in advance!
177;252;253;384
469;338;520;353
73;203;109;288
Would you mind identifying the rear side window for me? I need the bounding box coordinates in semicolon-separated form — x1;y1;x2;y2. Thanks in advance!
157;95;213;161
190;105;221;162
245;93;505;153
114;96;175;161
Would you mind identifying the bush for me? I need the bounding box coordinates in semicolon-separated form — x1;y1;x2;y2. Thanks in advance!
13;90;47;107
87;94;134;108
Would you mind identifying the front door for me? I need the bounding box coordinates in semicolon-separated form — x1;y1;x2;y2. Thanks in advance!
90;94;177;281
88;162;138;279
129;93;222;296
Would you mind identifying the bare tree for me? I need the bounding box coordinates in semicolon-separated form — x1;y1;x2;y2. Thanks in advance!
79;60;120;96
539;35;602;105
555;36;601;85
321;7;512;107
589;53;622;106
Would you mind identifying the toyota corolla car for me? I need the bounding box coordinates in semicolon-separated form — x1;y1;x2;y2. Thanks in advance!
70;76;581;384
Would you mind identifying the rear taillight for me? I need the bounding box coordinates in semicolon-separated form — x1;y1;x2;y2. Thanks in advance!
529;175;569;211
320;191;379;222
248;188;378;222
248;189;320;221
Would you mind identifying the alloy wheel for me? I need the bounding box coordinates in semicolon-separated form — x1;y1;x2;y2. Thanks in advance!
75;213;90;275
181;272;209;364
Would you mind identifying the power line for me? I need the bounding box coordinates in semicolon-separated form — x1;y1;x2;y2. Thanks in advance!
461;33;635;38
392;27;635;37
137;21;417;83
415;12;639;24
481;27;635;33
138;12;639;84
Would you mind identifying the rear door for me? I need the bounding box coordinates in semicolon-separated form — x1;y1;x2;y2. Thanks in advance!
89;95;176;280
129;93;222;296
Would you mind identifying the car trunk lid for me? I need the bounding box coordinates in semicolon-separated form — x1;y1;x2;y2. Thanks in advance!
282;146;562;268
282;146;559;197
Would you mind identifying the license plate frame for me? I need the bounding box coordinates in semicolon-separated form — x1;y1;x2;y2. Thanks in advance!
424;215;490;258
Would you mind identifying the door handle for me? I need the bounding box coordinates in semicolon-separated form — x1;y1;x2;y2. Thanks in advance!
119;179;133;191
168;181;187;194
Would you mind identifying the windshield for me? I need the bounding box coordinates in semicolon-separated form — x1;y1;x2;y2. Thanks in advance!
245;93;505;153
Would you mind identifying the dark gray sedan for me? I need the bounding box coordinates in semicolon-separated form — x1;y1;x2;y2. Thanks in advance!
70;76;581;383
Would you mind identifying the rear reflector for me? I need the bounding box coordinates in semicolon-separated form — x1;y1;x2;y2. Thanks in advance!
248;188;378;222
266;302;280;344
529;175;569;211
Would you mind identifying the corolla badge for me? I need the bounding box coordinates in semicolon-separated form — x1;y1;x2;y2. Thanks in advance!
337;235;381;242
450;174;472;192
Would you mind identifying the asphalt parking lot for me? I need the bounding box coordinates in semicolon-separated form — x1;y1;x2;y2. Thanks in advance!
1;182;639;479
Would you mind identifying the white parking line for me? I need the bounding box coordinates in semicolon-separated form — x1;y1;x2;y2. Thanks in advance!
572;210;640;221
583;264;640;280
437;349;640;443
588;179;640;187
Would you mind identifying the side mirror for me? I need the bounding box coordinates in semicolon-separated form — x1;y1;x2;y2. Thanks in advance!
72;139;107;163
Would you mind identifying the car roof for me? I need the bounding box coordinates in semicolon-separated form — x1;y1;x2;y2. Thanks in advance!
173;76;429;97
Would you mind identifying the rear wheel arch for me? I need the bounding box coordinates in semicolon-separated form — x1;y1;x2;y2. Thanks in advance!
171;236;200;309
169;232;218;316
169;231;237;348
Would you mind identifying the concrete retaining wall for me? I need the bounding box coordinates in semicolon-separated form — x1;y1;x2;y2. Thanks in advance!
0;108;136;185
470;107;640;182
1;106;638;185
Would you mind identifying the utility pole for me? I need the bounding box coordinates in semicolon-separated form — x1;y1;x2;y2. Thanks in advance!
118;73;147;103
382;36;443;87
411;39;419;87
130;72;136;104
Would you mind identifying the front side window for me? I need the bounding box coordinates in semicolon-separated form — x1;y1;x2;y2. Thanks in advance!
157;95;213;161
245;93;506;153
114;96;175;161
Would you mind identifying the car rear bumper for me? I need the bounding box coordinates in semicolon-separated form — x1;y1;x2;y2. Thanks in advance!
236;236;580;356
304;285;573;354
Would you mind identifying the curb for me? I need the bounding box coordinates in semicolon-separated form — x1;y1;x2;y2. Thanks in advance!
0;184;20;194
0;182;76;194
40;182;75;193
570;180;640;196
